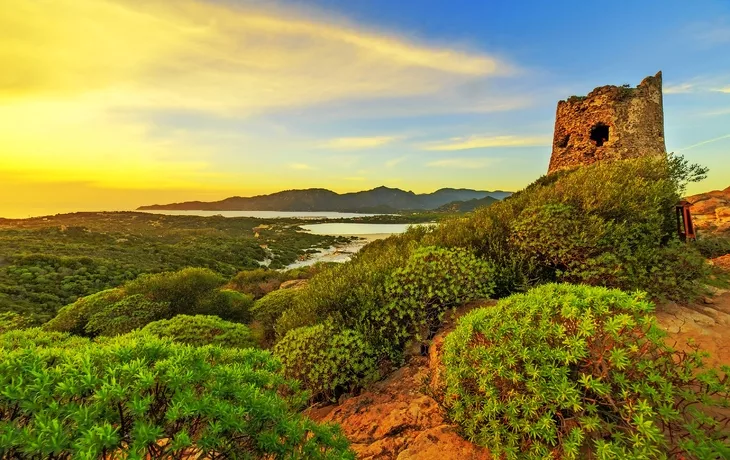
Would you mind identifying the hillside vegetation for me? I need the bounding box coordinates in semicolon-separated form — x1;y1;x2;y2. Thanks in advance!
2;155;730;458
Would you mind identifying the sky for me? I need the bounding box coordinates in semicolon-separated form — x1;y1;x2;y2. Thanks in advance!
1;0;729;218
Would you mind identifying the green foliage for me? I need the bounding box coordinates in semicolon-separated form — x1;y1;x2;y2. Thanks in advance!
124;267;226;315
274;322;380;401
370;246;495;350
141;314;257;348
252;288;300;346
0;212;342;321
84;294;170;337
43;288;125;335
444;284;730;459
281;230;425;337
695;233;730;259
426;156;709;300
0;312;31;333
0;332;354;459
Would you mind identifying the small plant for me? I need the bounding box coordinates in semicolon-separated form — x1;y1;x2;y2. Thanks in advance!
141;314;257;348
443;284;730;459
0;332;353;459
274;322;380;401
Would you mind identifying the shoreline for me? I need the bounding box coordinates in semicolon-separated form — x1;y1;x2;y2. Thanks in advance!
284;233;395;269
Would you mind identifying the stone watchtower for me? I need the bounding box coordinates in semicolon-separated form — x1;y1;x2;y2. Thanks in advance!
547;71;666;174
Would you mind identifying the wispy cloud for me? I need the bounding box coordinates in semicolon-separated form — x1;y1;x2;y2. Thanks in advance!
288;163;314;170
714;86;730;94
1;0;510;116
688;19;730;45
385;156;409;168
426;158;498;168
664;83;695;94
424;135;550;151
320;136;399;150
677;133;730;152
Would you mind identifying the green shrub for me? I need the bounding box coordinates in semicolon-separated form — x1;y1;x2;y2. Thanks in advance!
0;332;353;459
196;289;254;323
274;322;380;401
695;234;730;259
251;288;300;346
84;294;171;336
228;268;284;299
369;246;495;351
280;232;420;337
0;312;31;333
426;156;709;300
141;314;257;348
43;288;125;335
444;284;730;459
124;267;225;316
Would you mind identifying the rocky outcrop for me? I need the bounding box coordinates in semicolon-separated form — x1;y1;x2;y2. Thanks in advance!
306;302;493;460
307;282;730;459
686;186;730;235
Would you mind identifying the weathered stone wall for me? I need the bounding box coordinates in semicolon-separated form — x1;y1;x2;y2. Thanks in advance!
547;72;666;173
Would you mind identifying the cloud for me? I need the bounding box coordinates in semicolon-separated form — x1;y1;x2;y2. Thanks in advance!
1;0;510;116
426;158;498;168
385;156;409;168
714;86;730;94
320;136;398;150
289;163;314;170
664;83;695;94
689;20;730;45
677;133;730;152
424;135;550;151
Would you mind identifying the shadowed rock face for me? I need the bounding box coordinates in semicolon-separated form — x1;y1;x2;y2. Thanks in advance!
686;186;730;235
548;72;666;174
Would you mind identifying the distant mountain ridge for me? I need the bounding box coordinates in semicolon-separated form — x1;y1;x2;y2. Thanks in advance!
138;186;512;212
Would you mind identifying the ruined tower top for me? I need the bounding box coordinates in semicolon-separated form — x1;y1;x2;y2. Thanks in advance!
547;71;666;174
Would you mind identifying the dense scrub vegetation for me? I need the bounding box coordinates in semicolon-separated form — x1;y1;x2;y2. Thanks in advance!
141;314;257;348
1;154;725;457
0;212;343;322
262;156;714;402
44;268;254;337
444;284;730;459
0;330;353;459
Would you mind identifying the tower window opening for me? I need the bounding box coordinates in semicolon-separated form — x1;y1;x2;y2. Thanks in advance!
590;123;610;147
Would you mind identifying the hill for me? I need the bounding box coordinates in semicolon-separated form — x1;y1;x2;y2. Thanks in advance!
138;186;511;212
686;185;730;235
435;195;499;213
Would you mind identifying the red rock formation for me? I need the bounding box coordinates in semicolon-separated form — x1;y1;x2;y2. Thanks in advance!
686;186;730;235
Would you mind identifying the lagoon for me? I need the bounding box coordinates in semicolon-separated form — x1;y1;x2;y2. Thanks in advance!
138;210;385;219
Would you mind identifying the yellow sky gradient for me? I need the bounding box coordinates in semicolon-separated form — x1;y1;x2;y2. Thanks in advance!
0;0;514;217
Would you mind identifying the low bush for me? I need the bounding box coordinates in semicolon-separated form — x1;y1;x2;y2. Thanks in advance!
0;332;353;459
43;288;125;335
141;314;257;348
274;322;380;401
84;294;171;336
196;289;254;323
228;268;284;299
251;288;300;346
444;284;730;459
124;267;226;316
0;312;31;333
368;246;495;351
695;234;730;259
